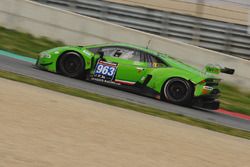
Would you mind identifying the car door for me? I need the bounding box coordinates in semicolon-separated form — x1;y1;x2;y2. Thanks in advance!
141;51;168;68
101;47;148;84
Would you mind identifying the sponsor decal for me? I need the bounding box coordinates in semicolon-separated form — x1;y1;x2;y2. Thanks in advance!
203;86;214;91
114;79;135;86
82;49;91;56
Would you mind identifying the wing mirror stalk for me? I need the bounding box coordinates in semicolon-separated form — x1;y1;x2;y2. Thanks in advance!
98;50;104;60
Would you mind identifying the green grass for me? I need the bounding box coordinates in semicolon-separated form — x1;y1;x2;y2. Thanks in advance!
220;83;250;116
0;26;63;58
0;26;250;116
0;70;249;140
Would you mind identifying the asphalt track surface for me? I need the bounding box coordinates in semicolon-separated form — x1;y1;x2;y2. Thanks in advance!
0;54;250;131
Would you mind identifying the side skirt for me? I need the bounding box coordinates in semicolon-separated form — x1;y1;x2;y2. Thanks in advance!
88;77;161;100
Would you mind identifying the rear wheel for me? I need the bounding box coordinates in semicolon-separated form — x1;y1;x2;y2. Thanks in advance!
163;78;193;106
58;52;85;78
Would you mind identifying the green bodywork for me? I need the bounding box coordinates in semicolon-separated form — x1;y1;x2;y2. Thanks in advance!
37;43;219;97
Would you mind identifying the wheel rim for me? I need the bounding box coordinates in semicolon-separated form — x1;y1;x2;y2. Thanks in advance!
62;56;82;75
166;81;188;101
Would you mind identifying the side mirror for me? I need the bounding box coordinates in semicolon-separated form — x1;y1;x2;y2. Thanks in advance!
97;50;104;59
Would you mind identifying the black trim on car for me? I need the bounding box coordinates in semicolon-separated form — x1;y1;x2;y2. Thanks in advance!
40;62;53;66
143;75;152;86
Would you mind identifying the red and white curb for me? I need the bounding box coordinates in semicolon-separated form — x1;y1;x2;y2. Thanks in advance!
215;109;250;121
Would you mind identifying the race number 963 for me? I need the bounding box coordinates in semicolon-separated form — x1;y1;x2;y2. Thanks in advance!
95;64;116;76
94;60;118;81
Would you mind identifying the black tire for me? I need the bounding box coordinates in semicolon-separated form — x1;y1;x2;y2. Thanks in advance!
163;78;193;106
58;52;85;78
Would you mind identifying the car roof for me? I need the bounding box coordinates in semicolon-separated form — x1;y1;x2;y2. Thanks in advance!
85;42;160;56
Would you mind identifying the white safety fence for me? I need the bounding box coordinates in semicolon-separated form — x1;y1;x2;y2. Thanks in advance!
34;0;250;60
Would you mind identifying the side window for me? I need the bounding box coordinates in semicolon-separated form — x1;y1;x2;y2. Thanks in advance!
88;47;117;56
101;47;118;56
110;48;141;62
87;47;116;55
87;47;100;54
117;50;140;61
142;52;167;68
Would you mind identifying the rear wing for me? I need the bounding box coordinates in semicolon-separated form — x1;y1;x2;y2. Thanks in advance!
205;64;235;75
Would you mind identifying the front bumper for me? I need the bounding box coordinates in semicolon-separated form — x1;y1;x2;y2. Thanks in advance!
36;54;55;72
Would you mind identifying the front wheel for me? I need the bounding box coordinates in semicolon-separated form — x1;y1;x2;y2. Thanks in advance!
58;52;85;78
163;78;193;106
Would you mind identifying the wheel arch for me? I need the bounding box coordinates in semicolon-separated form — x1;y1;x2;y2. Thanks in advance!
160;76;195;100
146;68;198;94
56;50;92;73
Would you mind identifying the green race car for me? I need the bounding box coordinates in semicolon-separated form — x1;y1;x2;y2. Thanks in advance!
36;43;234;110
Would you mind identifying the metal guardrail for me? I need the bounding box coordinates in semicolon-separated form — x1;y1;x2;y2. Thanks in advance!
34;0;250;59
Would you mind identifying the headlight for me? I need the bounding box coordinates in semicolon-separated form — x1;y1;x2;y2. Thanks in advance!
40;52;51;59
